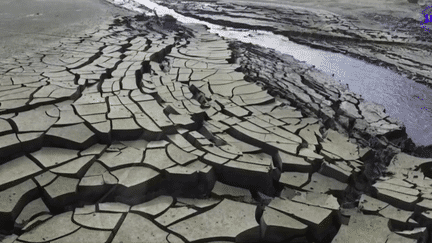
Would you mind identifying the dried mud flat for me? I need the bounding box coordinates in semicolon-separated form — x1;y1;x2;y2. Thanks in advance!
0;3;431;243
0;0;134;59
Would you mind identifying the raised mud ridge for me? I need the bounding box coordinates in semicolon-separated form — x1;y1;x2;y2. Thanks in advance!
0;15;431;243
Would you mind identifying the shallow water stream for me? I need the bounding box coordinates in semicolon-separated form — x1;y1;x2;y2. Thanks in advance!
114;0;432;146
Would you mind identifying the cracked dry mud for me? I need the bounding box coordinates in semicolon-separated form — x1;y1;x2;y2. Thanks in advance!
0;13;431;243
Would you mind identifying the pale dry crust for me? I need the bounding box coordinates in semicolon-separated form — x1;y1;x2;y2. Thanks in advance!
0;0;135;59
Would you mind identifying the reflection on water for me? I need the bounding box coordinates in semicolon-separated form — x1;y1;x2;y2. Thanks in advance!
126;0;431;146
298;47;432;146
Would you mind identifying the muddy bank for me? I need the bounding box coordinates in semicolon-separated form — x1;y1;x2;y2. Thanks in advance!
150;0;432;152
155;0;432;87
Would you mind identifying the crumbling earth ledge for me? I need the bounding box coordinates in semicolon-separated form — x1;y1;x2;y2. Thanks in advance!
0;13;431;243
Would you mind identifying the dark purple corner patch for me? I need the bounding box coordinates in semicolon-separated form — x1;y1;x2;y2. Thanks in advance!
421;5;432;32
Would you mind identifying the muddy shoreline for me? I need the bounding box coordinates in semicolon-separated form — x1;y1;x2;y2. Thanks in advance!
152;0;432;154
155;0;432;87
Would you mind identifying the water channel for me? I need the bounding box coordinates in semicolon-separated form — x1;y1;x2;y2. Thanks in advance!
113;0;432;146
